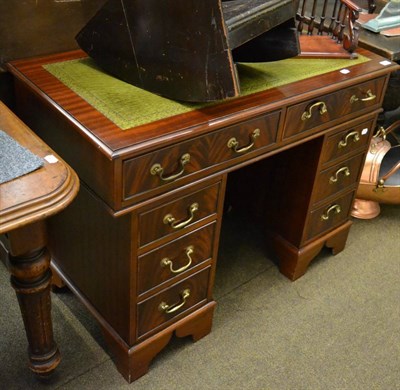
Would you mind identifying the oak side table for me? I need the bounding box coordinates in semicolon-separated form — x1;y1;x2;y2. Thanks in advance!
0;101;79;375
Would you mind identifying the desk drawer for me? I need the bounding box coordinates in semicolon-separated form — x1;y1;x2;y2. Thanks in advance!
138;223;215;295
312;153;365;204
137;267;210;338
321;120;374;166
123;111;280;201
283;77;385;139
303;191;354;242
138;182;220;246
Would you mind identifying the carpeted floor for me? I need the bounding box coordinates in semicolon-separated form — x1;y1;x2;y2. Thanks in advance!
1;204;399;390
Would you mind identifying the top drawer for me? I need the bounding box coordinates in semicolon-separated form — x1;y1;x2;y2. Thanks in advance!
321;119;374;166
123;111;280;203
283;77;385;139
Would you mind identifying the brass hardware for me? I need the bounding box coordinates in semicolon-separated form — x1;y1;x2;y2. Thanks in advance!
329;166;350;184
373;179;387;193
350;89;376;104
301;101;327;121
158;289;190;314
163;203;199;229
150;153;191;182
374;126;387;140
227;128;260;154
321;204;342;221
161;246;194;274
338;131;360;149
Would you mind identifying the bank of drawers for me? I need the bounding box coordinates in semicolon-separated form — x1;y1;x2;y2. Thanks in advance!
123;110;280;204
135;180;222;339
283;76;385;139
302;118;375;244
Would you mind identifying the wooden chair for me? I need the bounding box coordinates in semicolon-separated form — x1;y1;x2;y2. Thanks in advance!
76;0;300;102
296;0;363;58
76;0;369;102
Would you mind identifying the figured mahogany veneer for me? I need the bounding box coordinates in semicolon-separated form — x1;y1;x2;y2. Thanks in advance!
6;48;398;383
283;76;386;139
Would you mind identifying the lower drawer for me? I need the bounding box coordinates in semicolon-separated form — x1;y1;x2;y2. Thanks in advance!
136;267;210;338
303;191;355;243
137;223;215;295
312;153;365;205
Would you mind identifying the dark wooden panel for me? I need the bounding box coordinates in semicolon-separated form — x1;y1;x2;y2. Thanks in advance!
0;0;102;69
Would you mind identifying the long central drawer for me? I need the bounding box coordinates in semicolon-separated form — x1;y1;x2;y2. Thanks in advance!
123;110;280;204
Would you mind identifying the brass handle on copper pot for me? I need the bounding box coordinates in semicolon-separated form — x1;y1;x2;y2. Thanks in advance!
338;131;360;149
350;89;376;104
301;101;327;121
150;153;191;182
329;167;350;184
321;204;342;221
163;203;199;229
159;289;190;314
161;246;194;274
227;128;260;154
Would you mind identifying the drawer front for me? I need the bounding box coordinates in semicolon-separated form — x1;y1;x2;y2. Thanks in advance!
138;223;215;295
321;120;374;165
137;267;210;337
303;191;355;242
139;182;220;246
312;153;365;204
123;111;280;201
283;77;385;139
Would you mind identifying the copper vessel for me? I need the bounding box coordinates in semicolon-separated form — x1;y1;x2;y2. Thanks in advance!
352;120;400;219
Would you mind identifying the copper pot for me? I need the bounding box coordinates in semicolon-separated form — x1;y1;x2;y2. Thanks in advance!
352;121;400;219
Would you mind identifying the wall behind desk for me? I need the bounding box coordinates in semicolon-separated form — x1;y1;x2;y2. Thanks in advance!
0;0;104;104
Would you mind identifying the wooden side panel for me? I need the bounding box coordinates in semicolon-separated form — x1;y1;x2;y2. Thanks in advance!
48;184;134;344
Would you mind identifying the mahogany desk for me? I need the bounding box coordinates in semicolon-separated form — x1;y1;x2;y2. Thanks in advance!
0;101;79;375
6;49;399;382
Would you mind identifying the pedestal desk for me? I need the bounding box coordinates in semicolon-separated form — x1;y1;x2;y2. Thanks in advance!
6;49;398;382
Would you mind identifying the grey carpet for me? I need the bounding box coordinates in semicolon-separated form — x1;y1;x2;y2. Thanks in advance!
0;130;43;184
1;204;399;390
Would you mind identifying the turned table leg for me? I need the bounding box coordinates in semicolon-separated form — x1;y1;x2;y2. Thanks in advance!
7;221;61;375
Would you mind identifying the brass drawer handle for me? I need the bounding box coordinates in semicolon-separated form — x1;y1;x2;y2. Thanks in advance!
350;89;376;104
163;203;199;229
150;153;191;182
338;131;360;149
301;101;327;121
159;289;190;314
321;204;342;221
227;128;260;154
161;246;194;274
329;167;350;184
